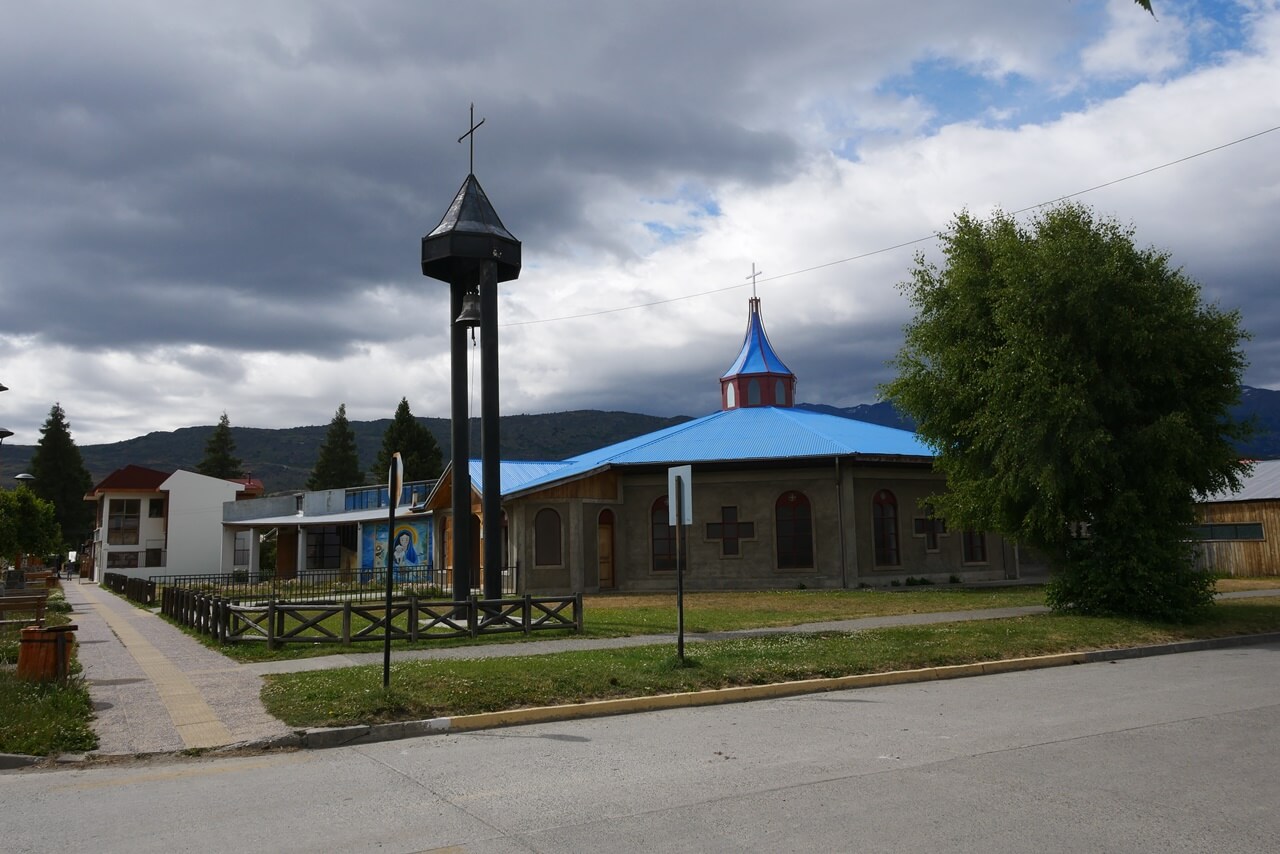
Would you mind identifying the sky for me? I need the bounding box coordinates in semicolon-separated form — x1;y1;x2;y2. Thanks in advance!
2;0;1278;446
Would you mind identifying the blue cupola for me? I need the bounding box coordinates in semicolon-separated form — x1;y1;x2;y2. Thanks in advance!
720;296;796;410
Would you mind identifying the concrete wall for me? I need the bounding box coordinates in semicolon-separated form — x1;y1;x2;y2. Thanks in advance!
161;470;244;576
507;459;1011;595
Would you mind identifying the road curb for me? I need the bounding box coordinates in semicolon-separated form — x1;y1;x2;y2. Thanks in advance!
292;630;1280;750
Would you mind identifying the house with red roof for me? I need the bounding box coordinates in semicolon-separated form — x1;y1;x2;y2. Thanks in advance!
84;465;263;581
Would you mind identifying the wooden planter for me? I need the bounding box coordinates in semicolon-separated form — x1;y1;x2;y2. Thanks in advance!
16;624;77;682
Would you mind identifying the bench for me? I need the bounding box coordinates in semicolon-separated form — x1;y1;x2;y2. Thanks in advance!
0;593;49;630
24;570;54;589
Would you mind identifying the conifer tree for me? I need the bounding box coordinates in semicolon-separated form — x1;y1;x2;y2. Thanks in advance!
197;412;245;479
370;398;443;484
28;403;94;552
307;403;363;490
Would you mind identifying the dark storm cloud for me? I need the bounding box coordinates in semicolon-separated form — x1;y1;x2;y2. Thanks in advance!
0;0;803;358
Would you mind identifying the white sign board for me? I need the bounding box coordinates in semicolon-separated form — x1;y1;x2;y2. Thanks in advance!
668;465;692;525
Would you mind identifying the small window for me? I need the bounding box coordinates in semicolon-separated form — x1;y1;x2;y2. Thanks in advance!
1190;523;1264;541
234;531;251;566
651;497;686;571
108;499;141;545
534;508;563;566
107;551;139;569
912;516;947;552
962;531;987;564
775;379;786;406
873;490;899;566
748;378;761;406
148;498;165;518
776;491;814;569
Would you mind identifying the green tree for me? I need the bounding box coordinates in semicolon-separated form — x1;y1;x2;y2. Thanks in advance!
370;398;443;484
28;403;94;552
307;403;363;491
0;486;62;565
196;412;245;480
884;203;1249;622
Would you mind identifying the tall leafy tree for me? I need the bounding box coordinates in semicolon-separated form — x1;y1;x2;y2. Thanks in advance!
28;403;94;552
884;203;1249;622
370;398;443;484
307;403;363;490
197;412;245;479
0;486;62;564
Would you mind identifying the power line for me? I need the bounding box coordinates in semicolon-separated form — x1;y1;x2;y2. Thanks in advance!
501;124;1279;328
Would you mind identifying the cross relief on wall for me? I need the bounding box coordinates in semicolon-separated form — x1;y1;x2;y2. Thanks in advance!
706;506;755;557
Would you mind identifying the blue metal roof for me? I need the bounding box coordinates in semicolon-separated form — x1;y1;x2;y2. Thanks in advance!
721;297;795;379
501;406;933;497
466;460;571;497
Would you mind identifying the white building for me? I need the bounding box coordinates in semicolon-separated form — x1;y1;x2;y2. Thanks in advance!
85;465;262;581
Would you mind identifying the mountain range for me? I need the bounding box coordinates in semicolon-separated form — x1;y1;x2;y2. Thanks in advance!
2;386;1277;495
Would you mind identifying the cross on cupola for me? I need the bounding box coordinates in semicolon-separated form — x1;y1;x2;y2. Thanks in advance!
719;268;797;410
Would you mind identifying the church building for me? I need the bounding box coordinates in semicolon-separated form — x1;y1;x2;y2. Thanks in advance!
425;296;1019;593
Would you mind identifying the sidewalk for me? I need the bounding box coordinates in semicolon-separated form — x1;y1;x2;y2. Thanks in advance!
64;581;293;755
61;581;1280;758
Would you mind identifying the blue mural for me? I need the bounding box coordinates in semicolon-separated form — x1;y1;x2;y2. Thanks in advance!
361;519;431;582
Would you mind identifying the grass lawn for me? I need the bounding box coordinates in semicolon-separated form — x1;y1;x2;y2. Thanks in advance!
260;598;1280;728
195;586;1051;663
0;590;99;757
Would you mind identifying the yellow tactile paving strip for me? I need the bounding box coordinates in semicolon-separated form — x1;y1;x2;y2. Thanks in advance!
80;585;234;749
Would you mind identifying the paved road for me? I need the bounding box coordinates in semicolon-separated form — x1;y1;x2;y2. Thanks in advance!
5;639;1278;853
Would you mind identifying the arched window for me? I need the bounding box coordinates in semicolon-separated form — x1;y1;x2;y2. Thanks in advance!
747;378;761;406
776;491;813;569
534;508;562;567
651;497;685;572
725;384;736;409
963;530;987;564
872;490;899;566
775;379;786;406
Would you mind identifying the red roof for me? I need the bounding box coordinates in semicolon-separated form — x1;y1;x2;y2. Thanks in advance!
231;477;265;497
88;465;171;495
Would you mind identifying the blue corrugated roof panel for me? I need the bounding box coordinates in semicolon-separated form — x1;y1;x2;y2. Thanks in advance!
467;461;571;497
505;407;933;497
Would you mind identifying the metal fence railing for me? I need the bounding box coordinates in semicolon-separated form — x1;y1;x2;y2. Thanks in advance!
146;564;518;606
159;587;582;647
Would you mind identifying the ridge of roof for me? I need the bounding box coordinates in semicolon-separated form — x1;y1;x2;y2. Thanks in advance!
89;464;171;494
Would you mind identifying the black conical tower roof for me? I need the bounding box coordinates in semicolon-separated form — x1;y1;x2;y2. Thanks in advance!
421;173;522;284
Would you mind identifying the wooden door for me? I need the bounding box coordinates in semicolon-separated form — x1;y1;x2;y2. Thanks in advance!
597;509;615;589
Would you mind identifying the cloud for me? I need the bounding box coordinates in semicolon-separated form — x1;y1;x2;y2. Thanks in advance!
1;0;1277;446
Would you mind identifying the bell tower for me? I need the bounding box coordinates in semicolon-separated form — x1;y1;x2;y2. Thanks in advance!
421;106;521;604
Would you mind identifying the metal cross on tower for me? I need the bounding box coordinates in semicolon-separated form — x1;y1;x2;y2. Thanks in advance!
746;263;764;298
458;103;486;174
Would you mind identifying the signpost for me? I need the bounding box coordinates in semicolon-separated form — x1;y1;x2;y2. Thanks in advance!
382;452;403;689
668;465;692;663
